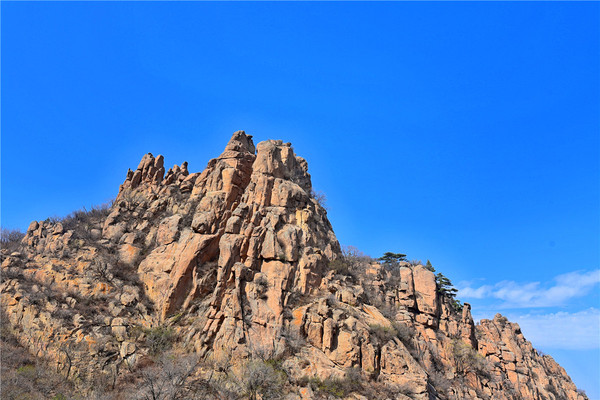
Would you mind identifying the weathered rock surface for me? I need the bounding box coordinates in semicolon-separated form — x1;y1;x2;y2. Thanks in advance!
0;131;588;399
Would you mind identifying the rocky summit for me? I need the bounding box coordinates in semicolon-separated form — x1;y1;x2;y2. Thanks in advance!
1;131;588;399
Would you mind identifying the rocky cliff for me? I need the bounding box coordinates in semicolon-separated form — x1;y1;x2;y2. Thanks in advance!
1;131;588;400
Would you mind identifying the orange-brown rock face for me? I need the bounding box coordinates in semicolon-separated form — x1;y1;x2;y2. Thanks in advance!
0;131;588;400
475;314;585;400
104;131;340;356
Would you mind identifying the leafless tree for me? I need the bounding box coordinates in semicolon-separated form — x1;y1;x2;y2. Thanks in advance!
135;354;200;400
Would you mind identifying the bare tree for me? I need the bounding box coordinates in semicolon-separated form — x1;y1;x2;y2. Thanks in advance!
232;359;286;400
135;354;200;400
1;228;25;252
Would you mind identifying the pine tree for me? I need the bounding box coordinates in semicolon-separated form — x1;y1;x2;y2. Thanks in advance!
379;252;407;273
435;272;463;312
424;259;435;272
379;252;407;264
435;273;458;298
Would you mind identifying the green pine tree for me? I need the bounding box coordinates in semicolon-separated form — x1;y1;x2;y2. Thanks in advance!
435;272;458;298
379;252;407;264
424;259;435;272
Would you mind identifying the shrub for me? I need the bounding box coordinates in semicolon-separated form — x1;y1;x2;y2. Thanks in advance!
369;324;398;344
329;245;372;278
286;290;312;308
451;339;489;376
16;364;36;376
111;260;140;284
370;322;416;348
135;353;200;400
52;308;73;323
495;314;509;329
1;228;25;252
545;382;560;398
326;294;339;307
28;290;47;307
343;367;363;392
145;326;175;356
41;201;114;243
1;228;25;243
329;258;352;276
1;319;75;399
310;189;328;210
393;322;416;346
281;326;305;354
427;370;450;395
2;267;23;281
308;377;344;397
231;359;286;400
89;259;114;282
254;276;269;299
61;202;113;230
307;369;362;398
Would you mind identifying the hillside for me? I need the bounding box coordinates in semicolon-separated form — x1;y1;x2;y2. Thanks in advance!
0;131;588;400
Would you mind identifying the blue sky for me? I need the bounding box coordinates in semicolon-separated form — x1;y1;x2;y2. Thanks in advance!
2;2;598;398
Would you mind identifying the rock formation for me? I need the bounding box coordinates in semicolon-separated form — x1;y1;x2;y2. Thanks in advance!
0;131;588;399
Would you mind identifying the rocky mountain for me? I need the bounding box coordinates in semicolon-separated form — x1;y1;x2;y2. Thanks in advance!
1;131;588;400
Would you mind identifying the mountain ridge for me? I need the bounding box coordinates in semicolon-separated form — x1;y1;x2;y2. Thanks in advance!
1;131;587;399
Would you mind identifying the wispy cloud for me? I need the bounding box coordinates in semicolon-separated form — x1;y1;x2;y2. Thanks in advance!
458;269;600;308
509;308;600;350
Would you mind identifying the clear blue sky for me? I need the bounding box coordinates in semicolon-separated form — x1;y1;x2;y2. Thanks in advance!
2;2;598;398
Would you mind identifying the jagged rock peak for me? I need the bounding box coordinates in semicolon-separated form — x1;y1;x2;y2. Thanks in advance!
253;139;312;194
124;152;166;188
220;130;256;156
107;131;339;331
120;151;189;194
117;130;315;201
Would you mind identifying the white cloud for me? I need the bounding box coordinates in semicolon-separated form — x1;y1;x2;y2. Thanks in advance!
458;269;600;308
457;284;492;299
508;308;600;350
